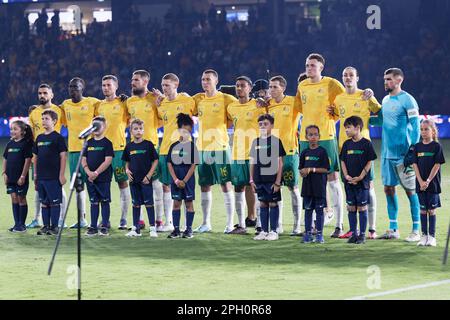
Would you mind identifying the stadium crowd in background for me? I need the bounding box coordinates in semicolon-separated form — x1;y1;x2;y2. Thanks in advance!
1;0;450;116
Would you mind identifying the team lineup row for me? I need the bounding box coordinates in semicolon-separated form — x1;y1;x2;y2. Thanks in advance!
3;53;445;246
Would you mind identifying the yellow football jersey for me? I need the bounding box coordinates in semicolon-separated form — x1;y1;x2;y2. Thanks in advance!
334;90;381;149
126;93;160;147
193;92;238;151
29;104;63;137
267;96;302;155
95;97;129;151
297;76;345;141
61;97;100;152
227;99;266;160
158;94;195;155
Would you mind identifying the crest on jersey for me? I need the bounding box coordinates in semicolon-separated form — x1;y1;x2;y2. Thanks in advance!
354;102;361;109
282;106;290;115
212;103;220;113
81;106;88;111
113;105;120;111
176;106;183;112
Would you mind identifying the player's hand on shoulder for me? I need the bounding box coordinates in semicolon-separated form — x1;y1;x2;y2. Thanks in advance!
118;93;129;102
362;88;374;101
256;97;269;108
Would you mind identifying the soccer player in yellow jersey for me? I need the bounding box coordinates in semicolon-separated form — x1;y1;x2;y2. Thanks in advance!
266;76;303;235
332;66;381;239
94;75;131;230
126;70;166;231
26;84;66;229
192;69;238;233
60;77;100;228
157;73;195;231
226;76;266;234
297;53;374;237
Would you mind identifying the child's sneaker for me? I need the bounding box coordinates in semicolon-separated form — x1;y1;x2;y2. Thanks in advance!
149;226;158;238
314;233;325;243
368;229;377;239
302;232;313;243
182;228;194;239
290;229;302;236
138;220;146;230
426;235;437;247
417;234;428;246
347;234;358;244
253;231;268;240
99;227;109;236
168;229;181;238
126;228;142;237
85;227;98;237
46;227;59;236
12;226;27;233
37;226;49;235
265;231;279;241
356;234;366;244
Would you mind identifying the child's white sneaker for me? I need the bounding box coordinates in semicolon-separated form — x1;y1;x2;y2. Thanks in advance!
265;231;279;241
253;231;268;240
426;235;437;247
417;235;428;246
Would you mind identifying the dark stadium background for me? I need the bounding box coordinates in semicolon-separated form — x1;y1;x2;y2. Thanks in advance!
1;0;449;137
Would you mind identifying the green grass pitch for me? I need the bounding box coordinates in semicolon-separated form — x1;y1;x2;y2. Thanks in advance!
0;139;449;300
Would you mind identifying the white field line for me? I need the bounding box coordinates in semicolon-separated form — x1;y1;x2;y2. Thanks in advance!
347;279;450;300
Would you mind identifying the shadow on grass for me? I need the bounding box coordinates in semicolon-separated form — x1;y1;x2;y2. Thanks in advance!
2;229;448;273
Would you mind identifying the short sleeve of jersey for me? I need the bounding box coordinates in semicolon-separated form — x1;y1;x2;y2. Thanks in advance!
224;93;238;107
122;145;130;162
32;139;38;155
57;134;68;153
249;139;257;163
365;140;377;161
105;139;114;158
279;139;286;158
340;141;348;162
320;147;330;170
148;142;158;162
434;143;446;164
24;142;33;158
299;150;306;170
3;141;10;159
